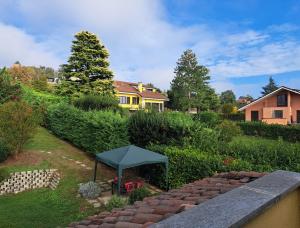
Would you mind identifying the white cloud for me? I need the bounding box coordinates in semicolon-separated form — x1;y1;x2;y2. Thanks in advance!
0;22;61;68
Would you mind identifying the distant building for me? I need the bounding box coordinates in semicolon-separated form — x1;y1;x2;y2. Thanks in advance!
239;86;300;125
113;81;168;112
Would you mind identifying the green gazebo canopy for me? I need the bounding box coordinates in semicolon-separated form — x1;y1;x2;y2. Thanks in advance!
93;145;168;194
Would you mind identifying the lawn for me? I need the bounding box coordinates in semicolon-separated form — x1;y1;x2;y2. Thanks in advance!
0;127;114;228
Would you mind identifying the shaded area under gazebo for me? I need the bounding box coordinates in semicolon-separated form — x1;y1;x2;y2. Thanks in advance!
93;145;168;195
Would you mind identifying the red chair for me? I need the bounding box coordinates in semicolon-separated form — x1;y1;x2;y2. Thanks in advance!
124;181;135;193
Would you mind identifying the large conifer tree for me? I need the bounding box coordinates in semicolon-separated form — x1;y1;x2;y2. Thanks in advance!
169;49;219;111
261;76;278;96
59;31;114;96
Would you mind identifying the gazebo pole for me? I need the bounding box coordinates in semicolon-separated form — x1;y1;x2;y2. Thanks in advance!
117;167;122;195
165;162;169;191
93;160;98;182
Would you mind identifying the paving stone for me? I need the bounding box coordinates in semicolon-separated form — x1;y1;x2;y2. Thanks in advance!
132;213;163;224
115;222;142;228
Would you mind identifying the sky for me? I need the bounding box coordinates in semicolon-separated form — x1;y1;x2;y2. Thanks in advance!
0;0;299;98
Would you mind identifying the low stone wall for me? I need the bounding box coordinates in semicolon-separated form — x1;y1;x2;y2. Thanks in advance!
0;169;60;195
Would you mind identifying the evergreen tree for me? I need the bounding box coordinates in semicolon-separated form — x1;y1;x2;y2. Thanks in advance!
169;49;219;112
261;76;278;96
59;31;114;96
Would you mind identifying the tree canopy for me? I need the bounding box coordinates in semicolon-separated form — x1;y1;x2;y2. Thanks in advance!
169;49;219;112
261;76;278;96
220;90;236;104
58;31;114;97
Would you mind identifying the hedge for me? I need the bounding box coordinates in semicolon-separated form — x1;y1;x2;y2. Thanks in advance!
238;121;300;142
128;111;194;146
223;136;300;172
145;145;267;189
46;104;129;154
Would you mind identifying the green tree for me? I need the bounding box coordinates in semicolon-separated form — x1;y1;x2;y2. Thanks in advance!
169;49;219;112
220;90;236;105
0;68;21;104
261;76;278;96
0;101;41;157
59;31;114;97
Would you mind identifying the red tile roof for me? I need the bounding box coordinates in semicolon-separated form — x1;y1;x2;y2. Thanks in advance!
113;81;168;100
69;171;266;228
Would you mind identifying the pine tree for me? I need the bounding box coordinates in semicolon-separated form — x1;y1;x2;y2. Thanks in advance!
220;90;236;105
261;76;278;96
169;49;219;111
59;31;114;96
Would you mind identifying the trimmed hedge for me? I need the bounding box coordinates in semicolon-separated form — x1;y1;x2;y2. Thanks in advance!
238;121;300;142
46;104;129;154
223;136;300;172
128;111;194;146
145;145;268;189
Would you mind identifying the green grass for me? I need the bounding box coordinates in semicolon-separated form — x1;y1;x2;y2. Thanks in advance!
0;127;104;228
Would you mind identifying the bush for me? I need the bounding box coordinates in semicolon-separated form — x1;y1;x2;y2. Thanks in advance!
0;101;41;156
0;68;21;104
0;141;10;163
146;144;261;189
238;121;300;142
128;187;152;205
193;111;221;128
78;181;101;199
216;120;241;143
223;136;300;172
220;113;244;121
74;94;119;111
128;111;194;146
105;195;127;211
0;169;10;182
46;104;129;154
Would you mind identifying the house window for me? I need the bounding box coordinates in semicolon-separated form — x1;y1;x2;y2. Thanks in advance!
119;96;130;104
277;94;287;107
132;97;139;105
273;110;283;119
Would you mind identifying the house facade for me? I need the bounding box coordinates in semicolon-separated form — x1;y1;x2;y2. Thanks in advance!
113;81;168;112
239;86;300;125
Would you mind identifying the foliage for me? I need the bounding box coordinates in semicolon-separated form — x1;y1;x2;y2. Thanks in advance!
105;195;127;211
128;187;152;205
46;104;129;154
221;103;235;114
78;181;101;199
128;111;194;146
60;31;114;97
0;140;10;163
0;68;21;104
193;111;221;128
220;113;245;122
220;90;236;105
74;94;119;111
216;120;241;143
146;145;260;189
238;121;300;142
261;76;278;96
0;168;10;182
8;63;34;85
224;136;300;172
169;49;220;111
0;101;41;156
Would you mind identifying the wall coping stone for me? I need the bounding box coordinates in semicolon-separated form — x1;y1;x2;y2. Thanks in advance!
151;170;300;228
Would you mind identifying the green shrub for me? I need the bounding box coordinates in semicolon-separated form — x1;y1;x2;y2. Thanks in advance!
220;113;244;121
46;104;129;154
146;144;260;189
0;68;21;104
183;123;220;153
223;136;300;172
216;120;241;143
74;94;119;111
193;111;221;128
105;195;127;211
0;141;10;162
128;111;194;146
0;168;10;182
238;121;300;142
0;101;41;156
128;187;152;205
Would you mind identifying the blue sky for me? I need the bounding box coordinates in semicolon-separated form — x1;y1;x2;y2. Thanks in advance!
0;0;299;98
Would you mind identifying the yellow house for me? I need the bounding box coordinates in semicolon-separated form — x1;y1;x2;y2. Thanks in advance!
113;81;168;112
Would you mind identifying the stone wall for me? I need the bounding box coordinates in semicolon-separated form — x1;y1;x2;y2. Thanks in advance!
0;169;60;195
